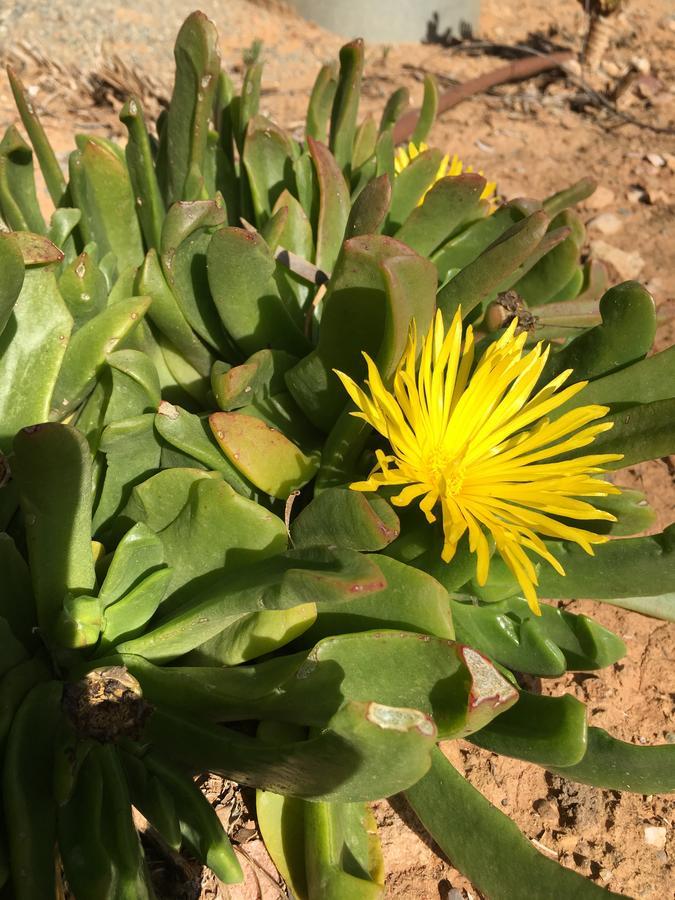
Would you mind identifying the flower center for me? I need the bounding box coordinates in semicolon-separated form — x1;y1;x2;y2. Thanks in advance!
424;448;465;495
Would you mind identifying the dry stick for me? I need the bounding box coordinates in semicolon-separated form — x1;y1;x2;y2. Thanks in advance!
392;50;574;144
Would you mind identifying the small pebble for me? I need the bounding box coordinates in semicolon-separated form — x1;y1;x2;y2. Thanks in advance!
645;153;666;168
644;826;667;850
588;212;623;236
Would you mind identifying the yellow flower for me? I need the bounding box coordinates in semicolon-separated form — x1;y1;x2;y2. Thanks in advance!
394;141;497;207
335;310;622;615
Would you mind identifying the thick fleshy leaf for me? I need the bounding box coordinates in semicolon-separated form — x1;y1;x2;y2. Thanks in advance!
0;232;24;337
13;424;96;639
160;11;220;204
92;414;162;539
58;251;108;327
206;226;308;356
122;467;221;532
185;603;317;666
306;62;338;143
210;410;319;498
0;268;72;452
0;126;45;234
451;595;626;676
148;476;287;610
50;296;150;417
98;522;166;609
394;174;487;257
539;524;675;618
411;74;439;144
328;40;364;173
116;547;385;662
154;401;256;497
308;137;351;273
243;115;295;223
437;210;549;322
543;177;596;217
121;629;516;740
469;691;588;766
298;554;454;645
387;147;444;230
430;202;525;278
104;350;161;423
291;488;399;551
144;698;436;802
549;727;675;793
577;397;675;470
405;746;627;900
159;199;232;355
7;66;66;205
286;236;436;431
346;174;391;238
560;345;675;410
73;136;144;272
120;97;165;250
136;249;213;377
0;534;36;647
544;282;656;383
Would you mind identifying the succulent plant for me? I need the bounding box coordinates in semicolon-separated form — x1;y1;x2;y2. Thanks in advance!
0;10;673;900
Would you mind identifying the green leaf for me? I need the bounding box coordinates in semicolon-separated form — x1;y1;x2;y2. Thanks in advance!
394;173;487;257
286;236;436;431
50;296;150;417
437;210;549;322
13;424;96;639
105;350;161;422
148;476;287;611
291;488;399;551
126;627;515;740
185;603;317;666
387;147;444;230
470;692;588;766
121;467;221;532
578;397;675;470
120;97;165;250
209;409;320;498
513;233;580;306
305;801;384;899
92;414;162;540
3;682;63;900
243;115;295;224
100;568;172;648
346;174;391;238
136;249;213;377
98;522;166;608
405;746;627;900
0;268;71;452
0;126;45;233
58;251;108;327
117;547;385;662
411;75;439;144
351;116;378;171
161;11;220;204
379;87;409;134
543;177;596;217
560;345;675;410
7;66;66;205
451;595;626;676
539;524;675;617
0;232;24;337
145;698;436;802
307;62;339;143
206;226;308;356
74;136;145;272
329;40;364;173
543;282;656;384
308;137;351;273
160;199;232;355
155;401;256;497
0;534;36;648
549;727;675;793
